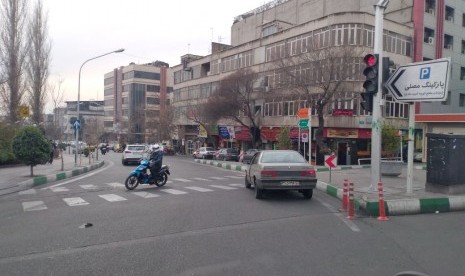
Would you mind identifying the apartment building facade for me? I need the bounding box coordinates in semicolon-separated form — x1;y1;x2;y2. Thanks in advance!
172;0;417;165
416;0;465;155
103;62;173;144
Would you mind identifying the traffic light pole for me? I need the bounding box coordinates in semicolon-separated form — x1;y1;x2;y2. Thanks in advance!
370;0;389;190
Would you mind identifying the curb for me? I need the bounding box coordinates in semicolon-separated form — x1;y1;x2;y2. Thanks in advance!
194;159;465;216
1;161;105;196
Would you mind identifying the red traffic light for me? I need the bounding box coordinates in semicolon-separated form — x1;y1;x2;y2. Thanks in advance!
364;54;378;67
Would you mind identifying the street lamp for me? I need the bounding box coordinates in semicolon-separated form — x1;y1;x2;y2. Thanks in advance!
75;48;125;166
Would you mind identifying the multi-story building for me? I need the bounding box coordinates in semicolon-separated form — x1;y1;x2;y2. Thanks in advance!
103;61;173;144
415;0;465;161
172;0;418;165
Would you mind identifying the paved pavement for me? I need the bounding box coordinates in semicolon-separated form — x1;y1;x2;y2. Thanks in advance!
0;150;104;196
3;151;464;218
194;158;465;217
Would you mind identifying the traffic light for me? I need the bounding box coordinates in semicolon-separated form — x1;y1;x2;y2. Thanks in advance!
381;57;395;95
360;54;379;113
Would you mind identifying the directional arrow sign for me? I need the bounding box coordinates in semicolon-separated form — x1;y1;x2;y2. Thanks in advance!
298;119;309;129
385;58;450;102
325;155;337;169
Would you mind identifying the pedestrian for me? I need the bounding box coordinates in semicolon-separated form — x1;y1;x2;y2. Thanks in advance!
49;141;56;164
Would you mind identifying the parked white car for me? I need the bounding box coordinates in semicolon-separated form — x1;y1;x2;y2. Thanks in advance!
122;144;149;165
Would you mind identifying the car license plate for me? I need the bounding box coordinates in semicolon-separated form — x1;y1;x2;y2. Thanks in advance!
281;181;299;186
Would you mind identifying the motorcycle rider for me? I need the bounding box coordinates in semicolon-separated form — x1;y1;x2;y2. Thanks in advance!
149;144;163;177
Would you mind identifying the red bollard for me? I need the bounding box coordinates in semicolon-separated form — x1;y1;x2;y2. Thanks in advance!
347;182;355;220
339;179;348;212
377;181;389;221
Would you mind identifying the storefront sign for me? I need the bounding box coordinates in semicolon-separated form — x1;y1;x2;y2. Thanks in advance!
325;128;358;138
218;125;230;139
260;127;281;141
332;109;354;116
234;126;252;141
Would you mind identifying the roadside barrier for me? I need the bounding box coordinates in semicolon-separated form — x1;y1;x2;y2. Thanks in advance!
347;182;355;220
339;179;348;212
377;181;389;221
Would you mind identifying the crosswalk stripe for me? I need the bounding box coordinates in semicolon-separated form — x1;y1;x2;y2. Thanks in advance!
161;189;187;195
22;201;47;211
193;178;211;181
98;194;127;202
224;176;243;179
184;186;214;192
132;192;159;198
51;187;69;192
209;177;226;180
80;184;98;190
166;180;173;184
173;178;192;183
229;184;243;187
107;182;125;188
209;185;237;190
63;197;89;206
18;189;36;195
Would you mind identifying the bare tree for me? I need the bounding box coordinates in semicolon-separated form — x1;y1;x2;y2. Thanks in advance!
158;104;175;141
274;45;363;157
0;0;29;123
48;78;65;170
183;102;216;144
26;0;50;124
206;68;262;147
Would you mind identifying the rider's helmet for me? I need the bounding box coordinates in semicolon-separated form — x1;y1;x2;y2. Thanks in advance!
152;144;160;151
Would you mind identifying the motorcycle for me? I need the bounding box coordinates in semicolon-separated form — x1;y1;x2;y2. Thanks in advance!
100;147;106;155
124;159;170;190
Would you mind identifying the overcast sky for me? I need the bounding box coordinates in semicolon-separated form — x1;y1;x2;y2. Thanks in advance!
44;0;268;112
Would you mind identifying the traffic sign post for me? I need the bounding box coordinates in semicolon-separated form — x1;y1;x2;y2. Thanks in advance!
325;154;337;184
385;58;451;102
385;57;450;195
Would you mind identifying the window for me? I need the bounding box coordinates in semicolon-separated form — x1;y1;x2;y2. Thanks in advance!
104;88;113;96
147;97;160;105
445;6;455;23
425;0;435;15
463;13;465;27
147;85;159;92
460;94;465;107
461;67;465;80
104;77;114;85
444;34;453;50
424;28;435;44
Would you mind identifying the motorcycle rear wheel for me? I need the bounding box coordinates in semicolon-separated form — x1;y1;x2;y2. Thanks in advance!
125;175;139;190
155;172;168;187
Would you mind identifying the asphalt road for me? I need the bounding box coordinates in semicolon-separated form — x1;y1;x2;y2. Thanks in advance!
0;153;464;276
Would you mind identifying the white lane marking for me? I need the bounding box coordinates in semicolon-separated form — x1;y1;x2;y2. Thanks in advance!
193;178;211;181
166;180;173;184
315;198;360;232
63;197;89;206
160;189;187;195
224;176;243;179
229;184;243;187
43;160;114;189
106;182;125;188
22;201;47;211
209;177;227;180
209;185;237;190
50;187;69;192
80;184;98;190
173;178;192;183
132;192;159;198
184;186;214;192
18;189;36;195
98;194;127;202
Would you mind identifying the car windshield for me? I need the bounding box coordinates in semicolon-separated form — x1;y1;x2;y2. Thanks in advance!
260;151;307;163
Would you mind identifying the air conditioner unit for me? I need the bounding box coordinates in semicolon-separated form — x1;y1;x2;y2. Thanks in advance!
265;86;270;92
428;37;434;44
428;8;434;15
447;16;454;22
462;49;465;54
447;44;453;50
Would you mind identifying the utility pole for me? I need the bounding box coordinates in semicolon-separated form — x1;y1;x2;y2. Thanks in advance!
370;0;389;190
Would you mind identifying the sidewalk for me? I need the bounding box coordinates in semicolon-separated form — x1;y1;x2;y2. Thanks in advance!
0;151;105;196
194;159;465;217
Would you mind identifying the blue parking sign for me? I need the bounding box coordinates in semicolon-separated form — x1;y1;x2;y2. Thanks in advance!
419;67;430;79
